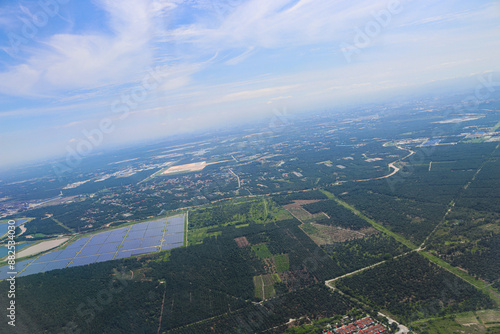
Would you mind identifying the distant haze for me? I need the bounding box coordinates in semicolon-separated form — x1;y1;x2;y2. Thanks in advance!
0;0;499;168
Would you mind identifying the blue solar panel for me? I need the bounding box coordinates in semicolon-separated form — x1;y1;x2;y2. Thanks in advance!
0;265;12;280
120;239;142;251
168;216;184;225
34;250;63;263
69;255;99;267
105;233;126;243
95;253;115;263
0;270;11;280
88;233;111;245
166;226;184;234
18;263;47;277
115;251;132;259
98;242;120;254
15;259;35;272
144;228;163;238
66;237;90;249
43;260;69;272
130;222;148;231
161;244;178;251
164;233;184;244
78;245;101;257
127;230;145;240
131;247;157;256
148;219;167;228
141;237;162;248
55;248;79;260
148;221;165;229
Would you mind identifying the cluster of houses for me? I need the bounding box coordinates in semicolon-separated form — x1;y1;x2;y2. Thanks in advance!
322;317;387;334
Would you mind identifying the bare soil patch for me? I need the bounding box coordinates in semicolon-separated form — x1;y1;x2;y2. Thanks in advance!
161;161;206;175
283;200;321;209
303;223;377;245
234;236;249;248
16;237;69;258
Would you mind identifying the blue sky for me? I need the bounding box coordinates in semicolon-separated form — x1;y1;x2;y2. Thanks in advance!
0;0;499;168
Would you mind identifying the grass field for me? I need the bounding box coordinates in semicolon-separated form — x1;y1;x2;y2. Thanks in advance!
252;244;272;259
300;222;373;245
413;310;500;334
187;226;222;245
273;254;290;273
272;273;281;283
253;274;276;300
477;309;500;326
414;316;486;334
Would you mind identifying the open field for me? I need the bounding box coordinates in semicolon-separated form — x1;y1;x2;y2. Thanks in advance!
283;200;322;208
16;238;69;258
285;206;325;222
252;243;272;259
301;222;376;245
161;161;207;175
253;274;276;300
414;316;488;334
413;310;500;334
234;236;249;248
273;254;290;273
477;309;500;326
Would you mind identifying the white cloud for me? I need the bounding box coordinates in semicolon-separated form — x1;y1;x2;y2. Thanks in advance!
0;0;177;97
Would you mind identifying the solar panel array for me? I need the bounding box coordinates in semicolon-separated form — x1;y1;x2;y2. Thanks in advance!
0;214;186;280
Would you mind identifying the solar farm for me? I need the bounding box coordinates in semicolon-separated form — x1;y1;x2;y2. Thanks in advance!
0;214;185;280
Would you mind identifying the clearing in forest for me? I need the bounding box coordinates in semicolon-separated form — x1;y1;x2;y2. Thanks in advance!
300;223;377;245
253;274;276;300
234;236;250;248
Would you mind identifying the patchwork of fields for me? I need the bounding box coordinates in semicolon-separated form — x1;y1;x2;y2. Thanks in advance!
0;214;185;279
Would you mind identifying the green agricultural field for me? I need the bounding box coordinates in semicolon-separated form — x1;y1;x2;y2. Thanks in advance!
414;316;487;334
187;226;222;245
253;274;276;300
413;310;500;334
252;243;272;258
477;309;500;327
273;254;290;273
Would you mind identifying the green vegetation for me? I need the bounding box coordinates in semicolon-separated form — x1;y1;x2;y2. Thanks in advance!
3;110;500;333
336;253;495;323
187;225;222;245
412;310;500;334
420;251;488;289
322;234;409;277
302;199;370;230
172;285;354;333
24;217;68;235
321;190;418;250
272;190;329;205
252;243;272;259
332;189;446;244
254;274;276;300
273;254;290;273
189;197;282;229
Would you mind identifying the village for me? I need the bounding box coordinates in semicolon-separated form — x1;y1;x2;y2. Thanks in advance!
322;317;388;334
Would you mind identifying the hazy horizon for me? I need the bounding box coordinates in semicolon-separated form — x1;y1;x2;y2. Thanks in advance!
1;0;500;168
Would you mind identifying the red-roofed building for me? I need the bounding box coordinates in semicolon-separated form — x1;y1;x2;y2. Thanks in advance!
359;324;386;334
335;323;357;334
354;317;374;329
